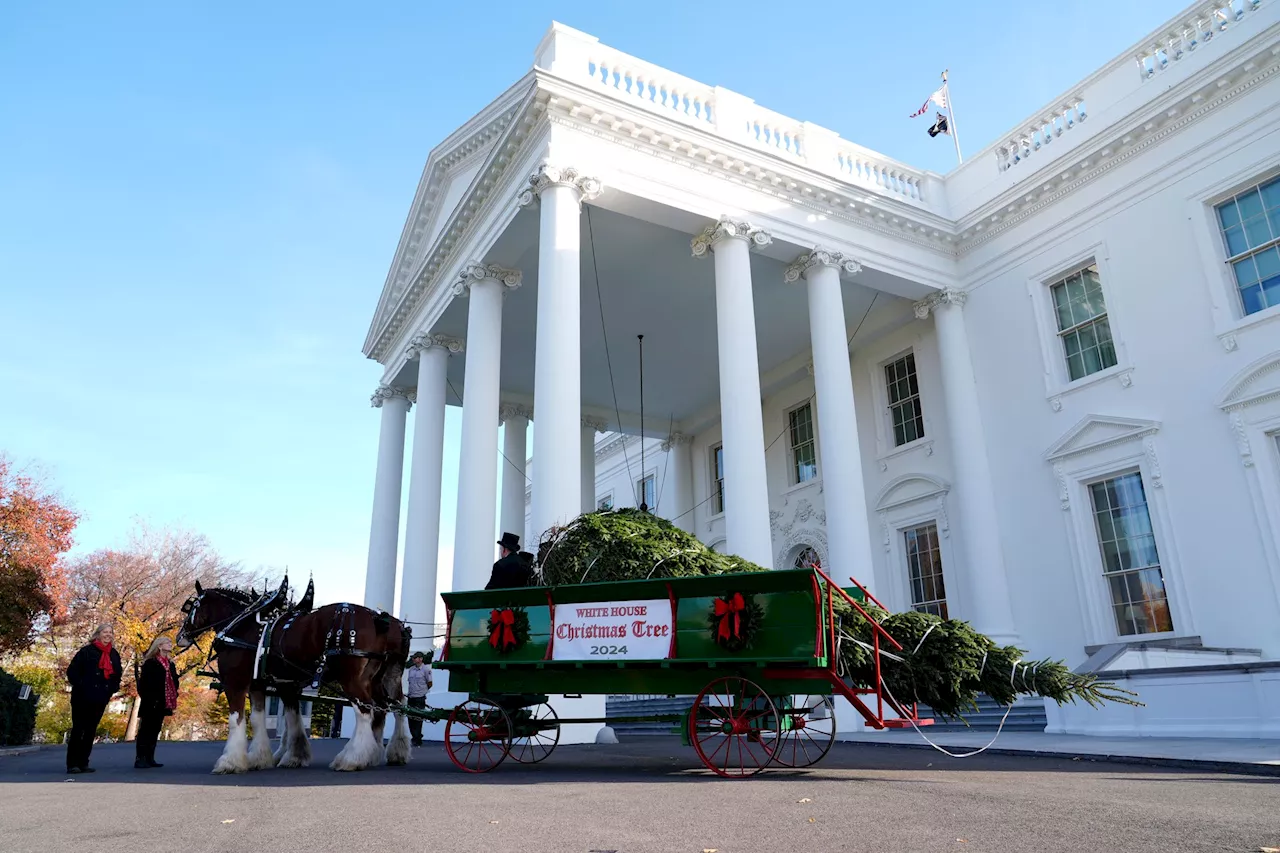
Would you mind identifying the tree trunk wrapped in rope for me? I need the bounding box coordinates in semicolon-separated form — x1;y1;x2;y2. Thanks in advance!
535;509;1140;717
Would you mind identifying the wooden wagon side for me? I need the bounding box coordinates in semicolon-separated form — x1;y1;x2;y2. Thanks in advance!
429;567;931;776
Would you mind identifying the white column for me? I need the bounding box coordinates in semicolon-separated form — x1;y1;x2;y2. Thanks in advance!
581;416;607;513
500;402;531;544
786;249;879;593
398;334;461;650
364;385;412;612
451;263;522;594
661;433;694;531
692;219;774;567
519;165;602;537
915;288;1020;644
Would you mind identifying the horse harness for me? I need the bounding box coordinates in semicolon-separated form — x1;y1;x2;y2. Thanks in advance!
211;596;393;694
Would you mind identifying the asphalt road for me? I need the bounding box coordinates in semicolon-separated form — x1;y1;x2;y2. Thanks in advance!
0;737;1276;853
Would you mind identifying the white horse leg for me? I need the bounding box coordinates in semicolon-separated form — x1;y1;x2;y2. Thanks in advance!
385;711;411;766
277;703;312;768
211;711;250;775
273;708;290;764
370;711;388;764
330;708;381;771
246;693;276;770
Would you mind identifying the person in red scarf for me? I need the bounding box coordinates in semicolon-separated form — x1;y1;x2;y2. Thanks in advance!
65;623;123;774
135;635;180;769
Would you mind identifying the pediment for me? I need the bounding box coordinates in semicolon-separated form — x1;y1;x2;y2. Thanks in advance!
364;78;536;359
874;474;950;511
1218;352;1280;411
1044;415;1161;462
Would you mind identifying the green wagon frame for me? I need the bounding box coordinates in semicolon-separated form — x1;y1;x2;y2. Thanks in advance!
408;565;932;777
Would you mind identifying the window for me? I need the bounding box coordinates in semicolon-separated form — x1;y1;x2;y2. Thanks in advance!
904;523;947;618
268;697;280;716
1050;263;1117;381
1216;175;1280;315
793;546;821;570
711;444;725;515
884;353;925;446
636;474;655;509
597;494;613;511
1088;472;1173;636
788;403;818;484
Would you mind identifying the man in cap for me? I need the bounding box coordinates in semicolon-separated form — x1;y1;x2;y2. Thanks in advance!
486;532;534;589
404;651;432;747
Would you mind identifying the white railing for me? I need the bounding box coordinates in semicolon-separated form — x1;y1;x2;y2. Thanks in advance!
995;98;1089;173
1136;0;1264;80
836;147;927;201
536;23;937;210
584;52;716;127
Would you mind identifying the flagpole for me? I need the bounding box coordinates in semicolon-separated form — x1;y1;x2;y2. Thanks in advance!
942;69;963;165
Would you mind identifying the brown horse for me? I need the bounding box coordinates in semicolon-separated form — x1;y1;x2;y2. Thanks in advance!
176;577;412;773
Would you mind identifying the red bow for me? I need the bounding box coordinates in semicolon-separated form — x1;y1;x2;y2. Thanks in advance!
714;593;745;641
488;609;516;651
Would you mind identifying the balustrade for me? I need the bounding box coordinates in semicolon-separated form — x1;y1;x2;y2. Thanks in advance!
1135;0;1263;79
995;100;1089;173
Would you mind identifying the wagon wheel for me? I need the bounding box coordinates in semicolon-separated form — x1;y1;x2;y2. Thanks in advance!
508;702;560;764
761;694;837;768
444;698;512;773
689;675;780;778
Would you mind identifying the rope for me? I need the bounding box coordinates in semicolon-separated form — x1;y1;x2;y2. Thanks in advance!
585;206;634;488
876;658;1022;759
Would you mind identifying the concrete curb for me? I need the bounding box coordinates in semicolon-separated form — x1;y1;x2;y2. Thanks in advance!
845;737;1280;777
0;746;43;758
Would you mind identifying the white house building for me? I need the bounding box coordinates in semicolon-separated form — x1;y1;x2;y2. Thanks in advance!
362;0;1280;739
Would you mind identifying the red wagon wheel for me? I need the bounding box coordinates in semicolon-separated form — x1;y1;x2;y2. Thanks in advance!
444;698;512;773
761;694;837;768
689;676;780;778
508;701;560;764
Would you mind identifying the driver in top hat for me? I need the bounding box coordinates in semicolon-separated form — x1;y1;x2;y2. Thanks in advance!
486;532;534;589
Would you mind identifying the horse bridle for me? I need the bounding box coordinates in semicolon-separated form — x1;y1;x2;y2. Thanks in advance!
177;590;245;656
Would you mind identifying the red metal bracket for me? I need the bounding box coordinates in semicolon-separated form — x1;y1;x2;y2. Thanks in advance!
665;582;677;659
543;590;556;661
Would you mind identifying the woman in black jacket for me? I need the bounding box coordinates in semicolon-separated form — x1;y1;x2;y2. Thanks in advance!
135;635;179;769
64;623;123;774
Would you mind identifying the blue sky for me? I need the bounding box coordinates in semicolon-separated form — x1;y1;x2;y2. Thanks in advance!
0;0;1183;609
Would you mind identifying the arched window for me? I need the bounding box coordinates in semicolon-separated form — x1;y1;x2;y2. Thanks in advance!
793;546;822;570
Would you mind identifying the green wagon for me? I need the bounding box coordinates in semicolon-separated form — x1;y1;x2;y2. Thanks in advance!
416;565;932;777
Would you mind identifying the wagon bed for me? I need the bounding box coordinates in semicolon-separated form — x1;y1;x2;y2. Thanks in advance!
408;566;932;776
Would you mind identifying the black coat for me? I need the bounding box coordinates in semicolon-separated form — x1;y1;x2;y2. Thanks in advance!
486;552;533;590
138;657;179;717
66;643;123;706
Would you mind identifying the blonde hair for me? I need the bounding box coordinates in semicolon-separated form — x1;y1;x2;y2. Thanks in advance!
142;635;173;662
89;623;113;643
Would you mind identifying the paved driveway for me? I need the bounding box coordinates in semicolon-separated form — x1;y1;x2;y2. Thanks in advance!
1;737;1276;852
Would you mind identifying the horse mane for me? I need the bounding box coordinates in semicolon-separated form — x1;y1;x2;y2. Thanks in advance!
206;586;257;605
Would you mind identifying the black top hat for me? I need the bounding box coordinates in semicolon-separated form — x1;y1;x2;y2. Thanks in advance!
497;532;521;551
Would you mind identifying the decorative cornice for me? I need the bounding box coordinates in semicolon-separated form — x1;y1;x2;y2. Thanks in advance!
912;287;967;319
516;164;602;208
370;385;414;409
690;218;773;258
499;402;534;424
660;432;692;452
451;262;523;297
405;332;465;361
783;247;863;283
581;415;609;433
595;432;630;460
1217;352;1280;412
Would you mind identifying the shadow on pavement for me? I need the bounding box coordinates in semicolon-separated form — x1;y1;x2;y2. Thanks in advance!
1;737;1270;788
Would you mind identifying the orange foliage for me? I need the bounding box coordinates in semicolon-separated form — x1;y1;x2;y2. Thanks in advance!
0;455;78;655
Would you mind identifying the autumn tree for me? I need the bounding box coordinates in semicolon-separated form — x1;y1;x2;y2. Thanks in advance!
19;523;251;741
0;454;78;655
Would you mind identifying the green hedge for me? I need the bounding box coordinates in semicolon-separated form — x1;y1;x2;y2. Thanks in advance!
0;666;38;746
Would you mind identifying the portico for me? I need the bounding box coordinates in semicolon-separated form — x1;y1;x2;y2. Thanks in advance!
358;22;1032;704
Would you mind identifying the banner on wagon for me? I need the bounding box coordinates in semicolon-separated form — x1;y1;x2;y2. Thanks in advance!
551;599;673;661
